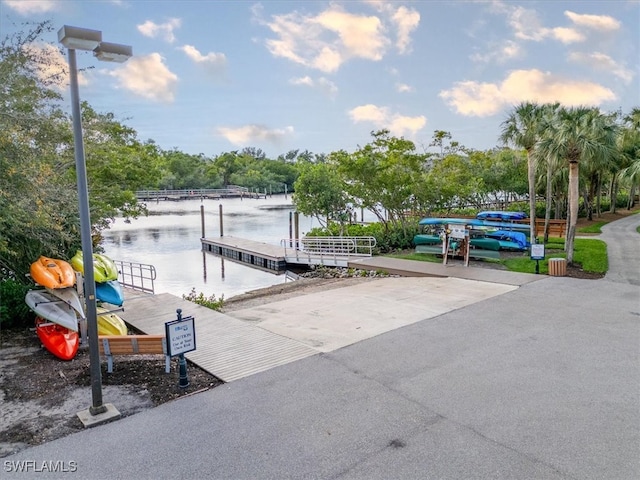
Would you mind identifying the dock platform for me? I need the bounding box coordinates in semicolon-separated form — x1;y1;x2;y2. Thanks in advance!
119;291;317;382
201;236;288;272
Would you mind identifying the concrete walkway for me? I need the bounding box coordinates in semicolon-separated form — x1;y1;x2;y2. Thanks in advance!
4;215;639;480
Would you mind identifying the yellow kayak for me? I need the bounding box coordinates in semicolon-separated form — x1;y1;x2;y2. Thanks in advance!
97;307;128;336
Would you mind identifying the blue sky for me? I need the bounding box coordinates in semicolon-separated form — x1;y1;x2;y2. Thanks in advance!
2;0;638;158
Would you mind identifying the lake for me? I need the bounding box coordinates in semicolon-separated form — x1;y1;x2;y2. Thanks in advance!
102;195;321;299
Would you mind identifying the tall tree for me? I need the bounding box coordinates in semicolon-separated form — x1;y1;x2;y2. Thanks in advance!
500;102;545;241
537;107;618;263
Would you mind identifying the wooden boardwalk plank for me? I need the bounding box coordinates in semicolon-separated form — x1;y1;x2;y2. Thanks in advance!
119;292;318;383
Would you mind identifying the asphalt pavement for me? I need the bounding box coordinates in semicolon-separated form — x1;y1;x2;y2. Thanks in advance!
3;214;639;480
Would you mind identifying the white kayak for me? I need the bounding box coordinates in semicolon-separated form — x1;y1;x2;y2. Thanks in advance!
25;290;79;332
45;286;86;320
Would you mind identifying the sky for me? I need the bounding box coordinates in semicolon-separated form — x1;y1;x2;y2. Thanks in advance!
1;0;639;158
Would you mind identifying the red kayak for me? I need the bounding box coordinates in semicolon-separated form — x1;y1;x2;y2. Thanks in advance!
35;316;79;361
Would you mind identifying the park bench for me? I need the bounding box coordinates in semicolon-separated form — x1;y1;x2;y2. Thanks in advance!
98;334;170;373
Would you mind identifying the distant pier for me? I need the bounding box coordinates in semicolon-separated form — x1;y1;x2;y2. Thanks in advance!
136;187;266;202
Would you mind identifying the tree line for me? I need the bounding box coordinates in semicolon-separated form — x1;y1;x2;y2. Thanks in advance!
1;22;638;286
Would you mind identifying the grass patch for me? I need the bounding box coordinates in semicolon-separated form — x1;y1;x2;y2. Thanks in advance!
577;222;607;234
387;237;607;274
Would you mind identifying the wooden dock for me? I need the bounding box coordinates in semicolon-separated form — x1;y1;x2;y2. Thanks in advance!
201;236;288;272
119;290;317;382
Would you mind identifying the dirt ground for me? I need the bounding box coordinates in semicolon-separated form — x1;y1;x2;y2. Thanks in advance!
0;208;635;458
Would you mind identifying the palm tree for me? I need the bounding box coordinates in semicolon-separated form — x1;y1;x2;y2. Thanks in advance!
500;102;545;241
536;107;619;263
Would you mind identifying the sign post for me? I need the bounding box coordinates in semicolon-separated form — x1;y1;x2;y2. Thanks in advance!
165;309;196;388
530;242;545;274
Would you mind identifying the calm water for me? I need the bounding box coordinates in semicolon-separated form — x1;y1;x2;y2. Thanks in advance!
102;195;319;299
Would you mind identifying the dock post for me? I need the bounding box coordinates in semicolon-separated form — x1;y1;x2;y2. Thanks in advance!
289;211;293;247
294;212;300;249
200;204;205;238
219;204;224;237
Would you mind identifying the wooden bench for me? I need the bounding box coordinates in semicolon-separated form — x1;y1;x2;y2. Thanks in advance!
98;335;170;373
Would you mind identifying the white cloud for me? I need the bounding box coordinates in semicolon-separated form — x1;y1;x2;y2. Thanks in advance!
137;18;181;43
550;27;585;44
568;51;634;84
180;45;226;76
108;53;178;103
470;40;522;63
255;2;419;73
440;69;616;117
3;0;57;14
395;82;413;93
348;104;426;137
290;75;338;97
21;43;89;91
564;11;621;31
217;125;294;146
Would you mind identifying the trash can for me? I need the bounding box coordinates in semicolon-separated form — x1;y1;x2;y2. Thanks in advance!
548;258;567;277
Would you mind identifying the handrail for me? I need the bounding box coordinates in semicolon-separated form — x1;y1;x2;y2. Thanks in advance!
113;259;156;294
281;236;376;265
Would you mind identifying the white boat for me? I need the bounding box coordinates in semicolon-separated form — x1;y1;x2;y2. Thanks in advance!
25;290;79;332
45;286;86;320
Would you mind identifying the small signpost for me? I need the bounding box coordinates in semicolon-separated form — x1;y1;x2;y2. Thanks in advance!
530;243;545;274
165;309;196;388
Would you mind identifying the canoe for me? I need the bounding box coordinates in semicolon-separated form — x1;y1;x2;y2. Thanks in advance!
45;286;86;320
486;230;529;250
35;316;79;361
469;238;501;251
97;307;128;336
476;211;527;221
25;290;79;332
30;256;75;289
70;251;118;283
96;280;124;306
413;234;442;246
419;217;530;235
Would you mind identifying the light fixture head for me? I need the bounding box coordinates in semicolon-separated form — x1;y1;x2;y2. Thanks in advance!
58;25;102;51
94;42;133;63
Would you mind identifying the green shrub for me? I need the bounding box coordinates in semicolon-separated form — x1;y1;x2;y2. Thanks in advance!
182;288;224;311
0;280;34;329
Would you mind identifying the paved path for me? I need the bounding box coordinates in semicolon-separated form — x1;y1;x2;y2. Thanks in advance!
599;212;640;285
4;216;639;480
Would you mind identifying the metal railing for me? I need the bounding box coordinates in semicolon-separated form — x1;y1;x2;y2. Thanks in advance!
114;259;156;294
282;236;376;266
135;186;250;200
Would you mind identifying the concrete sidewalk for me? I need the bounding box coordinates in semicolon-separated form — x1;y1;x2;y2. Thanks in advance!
3;216;639;479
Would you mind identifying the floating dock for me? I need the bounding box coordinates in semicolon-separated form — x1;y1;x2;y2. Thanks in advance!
201;236;288;272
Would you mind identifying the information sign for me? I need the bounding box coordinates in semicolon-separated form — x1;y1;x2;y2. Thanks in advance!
165;316;196;357
530;244;545;260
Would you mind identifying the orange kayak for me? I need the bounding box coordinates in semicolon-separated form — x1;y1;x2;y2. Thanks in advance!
30;256;76;289
35;316;79;361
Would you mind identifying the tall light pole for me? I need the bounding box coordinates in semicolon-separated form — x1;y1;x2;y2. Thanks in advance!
58;26;132;424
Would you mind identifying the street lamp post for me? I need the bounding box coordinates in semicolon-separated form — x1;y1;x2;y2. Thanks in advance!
58;26;132;424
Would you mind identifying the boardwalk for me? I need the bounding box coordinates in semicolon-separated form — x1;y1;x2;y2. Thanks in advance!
119;291;317;382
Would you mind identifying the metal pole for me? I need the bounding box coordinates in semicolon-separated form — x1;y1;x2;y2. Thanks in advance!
68;48;105;416
219;204;223;237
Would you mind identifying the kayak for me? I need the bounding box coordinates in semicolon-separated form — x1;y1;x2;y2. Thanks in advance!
96;280;124;306
25;290;79;332
45;286;86;320
70;251;118;283
35;316;79;361
97;307;128;336
413;234;442;246
30;256;75;289
476;211;527;221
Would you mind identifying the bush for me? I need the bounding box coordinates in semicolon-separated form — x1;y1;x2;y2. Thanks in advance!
0;280;34;329
182;288;224;311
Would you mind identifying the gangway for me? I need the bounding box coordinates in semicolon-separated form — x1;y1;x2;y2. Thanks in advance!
282;236;376;267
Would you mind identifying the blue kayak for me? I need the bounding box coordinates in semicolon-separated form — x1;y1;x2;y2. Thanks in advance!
476;211;527;221
95;280;124;306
